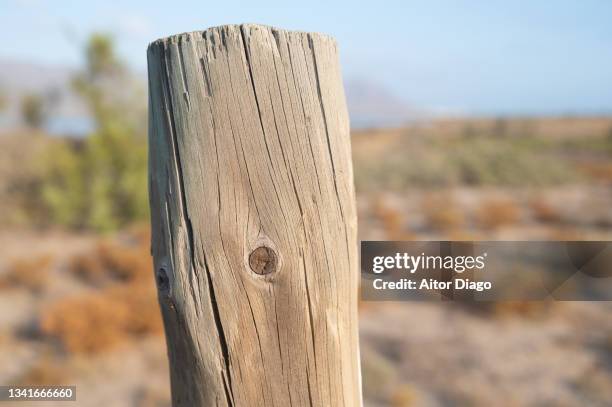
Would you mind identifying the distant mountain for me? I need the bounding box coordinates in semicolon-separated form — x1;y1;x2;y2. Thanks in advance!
344;78;428;128
0;59;90;134
0;60;73;95
0;59;425;133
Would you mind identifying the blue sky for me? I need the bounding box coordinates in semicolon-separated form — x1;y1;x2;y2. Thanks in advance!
2;0;612;116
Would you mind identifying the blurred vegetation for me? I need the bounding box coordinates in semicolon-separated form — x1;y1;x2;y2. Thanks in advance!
1;34;611;232
0;88;7;111
38;227;162;354
0;254;53;293
39;34;148;231
20;93;47;129
353;123;612;192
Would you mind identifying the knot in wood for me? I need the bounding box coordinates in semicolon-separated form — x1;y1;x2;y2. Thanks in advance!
156;267;170;293
249;246;278;275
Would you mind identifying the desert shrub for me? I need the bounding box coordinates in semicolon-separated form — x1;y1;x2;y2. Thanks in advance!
573;367;612;405
446;230;481;241
447;137;578;187
547;227;585;240
45;229;159;354
421;194;465;231
462;272;554;317
0;133;53;227
68;251;107;286
371;198;413;239
134;387;171;407
96;240;152;282
125;224;152;247
15;356;70;386
390;384;418;407
476;199;521;230
361;345;398;402
109;284;164;336
41;123;148;232
68;233;152;285
529;198;562;223
604;331;612;354
353;129;582;192
39;34;148;232
491;301;553;318
39;141;89;227
577;161;612;182
0;255;53;293
39;282;162;354
20;93;47;129
40;291;132;353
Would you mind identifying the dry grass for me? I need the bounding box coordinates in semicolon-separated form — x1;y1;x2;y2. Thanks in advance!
0;254;53;293
476;199;521;229
39;282;162;354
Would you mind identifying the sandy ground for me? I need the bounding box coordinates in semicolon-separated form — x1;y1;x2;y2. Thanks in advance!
0;185;611;406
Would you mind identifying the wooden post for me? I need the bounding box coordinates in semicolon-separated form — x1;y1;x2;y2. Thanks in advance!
147;24;361;407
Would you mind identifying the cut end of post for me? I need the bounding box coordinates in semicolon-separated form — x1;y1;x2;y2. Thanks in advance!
147;23;336;52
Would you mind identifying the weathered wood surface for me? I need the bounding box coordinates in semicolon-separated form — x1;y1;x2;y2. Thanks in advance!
147;24;361;407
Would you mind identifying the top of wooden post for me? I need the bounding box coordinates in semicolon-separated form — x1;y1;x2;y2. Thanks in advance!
148;23;336;51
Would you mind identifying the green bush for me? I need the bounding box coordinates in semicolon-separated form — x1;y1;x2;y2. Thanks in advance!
40;34;148;231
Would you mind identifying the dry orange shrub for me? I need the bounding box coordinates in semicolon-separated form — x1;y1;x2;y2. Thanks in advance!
0;254;53;293
547;228;585;240
476;198;521;229
68;230;152;286
40;282;163;354
16;357;70;386
96;240;152;282
420;194;465;232
529;198;561;223
390;384;417;407
372;197;415;240
491;301;552;318
577;161;612;182
463;300;552;319
134;387;171;407
43;227;161;354
124;223;152;247
446;230;481;241
109;283;164;336
68;251;106;285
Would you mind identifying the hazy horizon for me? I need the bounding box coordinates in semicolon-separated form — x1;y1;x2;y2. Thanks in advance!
2;0;612;117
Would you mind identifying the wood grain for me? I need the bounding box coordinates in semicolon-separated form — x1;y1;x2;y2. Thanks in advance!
147;24;361;407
